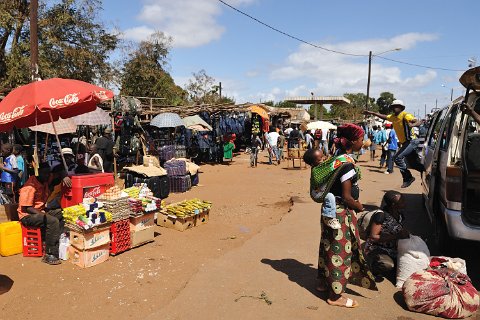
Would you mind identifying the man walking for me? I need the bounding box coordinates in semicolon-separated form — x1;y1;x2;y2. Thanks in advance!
364;100;421;188
95;128;115;173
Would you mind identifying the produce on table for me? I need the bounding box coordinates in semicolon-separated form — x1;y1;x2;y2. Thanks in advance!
166;199;212;218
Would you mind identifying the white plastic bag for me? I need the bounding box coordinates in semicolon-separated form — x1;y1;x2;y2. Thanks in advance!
396;235;430;288
431;256;468;275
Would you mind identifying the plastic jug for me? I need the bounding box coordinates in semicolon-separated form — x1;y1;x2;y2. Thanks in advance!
0;221;22;256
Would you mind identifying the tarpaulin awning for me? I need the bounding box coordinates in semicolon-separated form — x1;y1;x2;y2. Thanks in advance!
182;115;213;131
249;105;269;119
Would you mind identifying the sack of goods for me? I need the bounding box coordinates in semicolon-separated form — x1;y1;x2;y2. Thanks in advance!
164;159;188;176
159;145;175;161
396;235;430;288
403;267;479;319
169;175;191;193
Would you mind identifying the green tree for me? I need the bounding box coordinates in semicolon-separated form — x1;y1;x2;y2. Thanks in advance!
274;101;298;108
120;32;185;105
185;69;231;105
308;104;328;119
0;0;119;90
376;91;396;115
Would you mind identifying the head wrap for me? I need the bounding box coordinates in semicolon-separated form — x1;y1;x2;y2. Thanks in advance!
334;124;365;150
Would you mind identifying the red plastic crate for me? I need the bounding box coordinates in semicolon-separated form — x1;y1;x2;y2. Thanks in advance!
21;226;43;257
109;219;131;255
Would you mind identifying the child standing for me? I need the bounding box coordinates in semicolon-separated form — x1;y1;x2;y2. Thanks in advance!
0;143;18;198
13;144;27;187
303;149;341;229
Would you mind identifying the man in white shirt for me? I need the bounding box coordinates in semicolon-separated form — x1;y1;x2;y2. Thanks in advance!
267;129;281;165
320;128;329;155
305;132;314;149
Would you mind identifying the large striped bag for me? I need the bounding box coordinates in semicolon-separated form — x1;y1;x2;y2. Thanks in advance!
402;268;479;319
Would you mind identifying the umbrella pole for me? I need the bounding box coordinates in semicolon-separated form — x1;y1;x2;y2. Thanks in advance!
43;133;49;162
48;111;69;173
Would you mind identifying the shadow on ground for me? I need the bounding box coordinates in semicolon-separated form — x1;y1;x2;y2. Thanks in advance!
261;258;366;300
0;275;13;295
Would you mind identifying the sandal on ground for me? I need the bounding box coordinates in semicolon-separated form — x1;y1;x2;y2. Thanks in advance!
327;297;359;308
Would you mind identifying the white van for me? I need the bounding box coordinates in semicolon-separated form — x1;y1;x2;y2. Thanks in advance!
422;67;480;249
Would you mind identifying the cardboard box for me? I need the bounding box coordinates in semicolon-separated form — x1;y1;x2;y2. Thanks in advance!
130;212;155;232
195;210;209;226
0;204;19;223
157;212;195;232
70;227;110;250
69;244;109;268
130;226;154;248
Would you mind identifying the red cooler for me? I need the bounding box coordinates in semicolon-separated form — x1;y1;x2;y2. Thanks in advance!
61;173;115;208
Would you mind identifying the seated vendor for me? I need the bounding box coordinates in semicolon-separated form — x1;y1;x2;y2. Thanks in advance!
363;191;410;276
18;163;62;265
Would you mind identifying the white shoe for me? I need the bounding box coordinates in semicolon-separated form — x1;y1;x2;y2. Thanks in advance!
384;171;391;175
325;218;341;229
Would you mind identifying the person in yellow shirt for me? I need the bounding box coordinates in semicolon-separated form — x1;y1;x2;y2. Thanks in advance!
364;100;421;188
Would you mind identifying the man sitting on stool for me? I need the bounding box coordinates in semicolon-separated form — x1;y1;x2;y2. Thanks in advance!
18;163;62;265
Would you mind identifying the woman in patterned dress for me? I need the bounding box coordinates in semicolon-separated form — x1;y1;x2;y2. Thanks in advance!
317;124;378;308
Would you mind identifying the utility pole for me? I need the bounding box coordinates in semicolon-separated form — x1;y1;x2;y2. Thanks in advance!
365;51;372;110
311;92;317;120
451;88;453;101
219;82;222;100
424;104;427;118
30;0;39;81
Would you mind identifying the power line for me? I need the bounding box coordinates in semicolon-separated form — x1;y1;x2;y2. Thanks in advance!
374;55;465;72
217;0;367;57
219;0;465;72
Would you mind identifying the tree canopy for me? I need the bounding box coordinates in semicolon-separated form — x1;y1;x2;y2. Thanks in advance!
185;69;235;105
120;32;186;105
0;0;119;90
376;91;396;115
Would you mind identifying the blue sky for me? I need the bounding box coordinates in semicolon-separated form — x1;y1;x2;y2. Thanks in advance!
101;0;479;116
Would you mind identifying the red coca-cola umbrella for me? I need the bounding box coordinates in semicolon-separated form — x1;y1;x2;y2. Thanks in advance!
0;78;113;131
0;78;114;171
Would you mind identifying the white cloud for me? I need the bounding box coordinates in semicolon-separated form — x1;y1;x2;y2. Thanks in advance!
268;33;440;111
122;0;255;48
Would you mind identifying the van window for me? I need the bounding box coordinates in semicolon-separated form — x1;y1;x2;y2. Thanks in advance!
439;106;458;151
428;109;447;148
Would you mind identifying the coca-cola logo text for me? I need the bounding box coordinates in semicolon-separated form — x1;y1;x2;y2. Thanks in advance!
83;186;101;198
49;93;80;108
0;105;27;124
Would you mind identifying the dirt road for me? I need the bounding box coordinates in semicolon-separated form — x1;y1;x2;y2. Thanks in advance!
0;151;477;319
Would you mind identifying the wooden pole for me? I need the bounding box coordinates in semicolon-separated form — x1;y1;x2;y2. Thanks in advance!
29;0;39;80
111;99;117;179
365;51;372;110
48;111;69;172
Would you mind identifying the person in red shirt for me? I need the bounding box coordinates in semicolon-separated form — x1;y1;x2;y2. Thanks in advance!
18;163;62;265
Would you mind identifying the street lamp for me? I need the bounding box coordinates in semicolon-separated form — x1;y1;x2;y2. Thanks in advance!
365;48;402;110
441;84;454;101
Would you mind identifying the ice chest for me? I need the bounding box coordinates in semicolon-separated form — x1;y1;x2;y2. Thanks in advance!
130;213;155;232
70;227;110;250
69;243;110;268
0;221;22;256
61;173;115;208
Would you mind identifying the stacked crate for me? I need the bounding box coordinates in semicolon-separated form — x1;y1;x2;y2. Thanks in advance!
164;160;191;193
109;219;131;255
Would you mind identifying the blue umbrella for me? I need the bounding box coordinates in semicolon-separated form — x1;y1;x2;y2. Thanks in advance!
150;112;185;128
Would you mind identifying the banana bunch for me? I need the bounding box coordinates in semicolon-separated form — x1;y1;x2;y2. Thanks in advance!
166;199;212;218
63;205;87;224
123;186;140;199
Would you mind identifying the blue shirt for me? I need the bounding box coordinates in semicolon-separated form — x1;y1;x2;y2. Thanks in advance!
388;130;398;151
16;155;27;186
374;130;387;144
1;155;17;183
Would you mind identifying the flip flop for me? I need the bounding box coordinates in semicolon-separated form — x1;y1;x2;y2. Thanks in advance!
327;297;359;308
